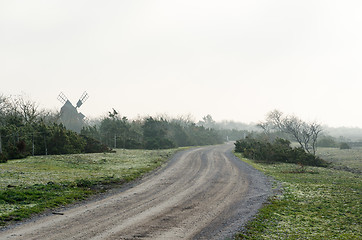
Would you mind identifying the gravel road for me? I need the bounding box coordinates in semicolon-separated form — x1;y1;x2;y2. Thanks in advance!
0;143;271;240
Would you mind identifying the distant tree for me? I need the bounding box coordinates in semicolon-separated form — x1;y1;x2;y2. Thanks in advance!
317;135;338;148
168;121;190;147
198;114;216;129
142;117;175;149
81;125;101;142
99;109;130;148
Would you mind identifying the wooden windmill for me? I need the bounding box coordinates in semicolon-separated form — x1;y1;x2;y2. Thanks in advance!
57;92;89;132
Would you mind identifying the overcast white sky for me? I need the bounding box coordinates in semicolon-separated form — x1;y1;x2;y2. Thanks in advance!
1;0;362;127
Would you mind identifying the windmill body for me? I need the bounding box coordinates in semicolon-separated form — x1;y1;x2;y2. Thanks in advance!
58;92;89;133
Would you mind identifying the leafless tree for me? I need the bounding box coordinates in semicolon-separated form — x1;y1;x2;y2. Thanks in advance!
260;110;323;155
309;122;323;155
266;109;284;130
257;121;273;135
12;95;40;124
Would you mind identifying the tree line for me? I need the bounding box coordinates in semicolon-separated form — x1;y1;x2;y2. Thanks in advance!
3;94;338;167
81;109;223;150
0;95;225;162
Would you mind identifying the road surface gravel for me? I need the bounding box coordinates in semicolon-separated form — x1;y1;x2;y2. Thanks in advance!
0;143;271;240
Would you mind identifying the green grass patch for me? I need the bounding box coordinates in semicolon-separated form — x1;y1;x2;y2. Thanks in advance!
0;183;91;223
0;148;179;226
234;152;361;240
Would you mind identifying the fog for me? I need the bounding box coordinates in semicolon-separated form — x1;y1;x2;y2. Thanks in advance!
1;0;362;127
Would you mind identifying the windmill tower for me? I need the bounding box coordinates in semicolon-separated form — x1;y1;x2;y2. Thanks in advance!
57;92;89;133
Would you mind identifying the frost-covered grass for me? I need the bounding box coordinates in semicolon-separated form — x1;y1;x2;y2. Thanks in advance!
234;152;361;240
0;148;179;226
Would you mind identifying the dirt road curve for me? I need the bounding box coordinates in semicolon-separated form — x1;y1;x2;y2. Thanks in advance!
0;143;271;240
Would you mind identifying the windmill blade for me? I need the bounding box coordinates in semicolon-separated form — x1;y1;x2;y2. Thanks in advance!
57;92;68;104
78;112;85;120
76;91;89;108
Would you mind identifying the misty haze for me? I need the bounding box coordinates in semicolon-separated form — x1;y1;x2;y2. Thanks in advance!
1;1;361;239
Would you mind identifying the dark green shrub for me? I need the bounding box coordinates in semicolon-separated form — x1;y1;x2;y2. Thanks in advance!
81;135;111;153
0;153;7;163
235;137;328;167
317;136;338;148
47;126;86;155
340;142;351;149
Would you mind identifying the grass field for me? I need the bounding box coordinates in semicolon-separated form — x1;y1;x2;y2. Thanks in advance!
234;148;361;239
317;147;362;173
0;148;179;226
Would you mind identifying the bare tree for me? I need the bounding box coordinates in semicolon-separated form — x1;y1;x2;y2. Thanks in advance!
257;121;273;135
260;110;323;155
12;95;40;124
266;109;284;130
309;122;323;155
0;94;9;113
